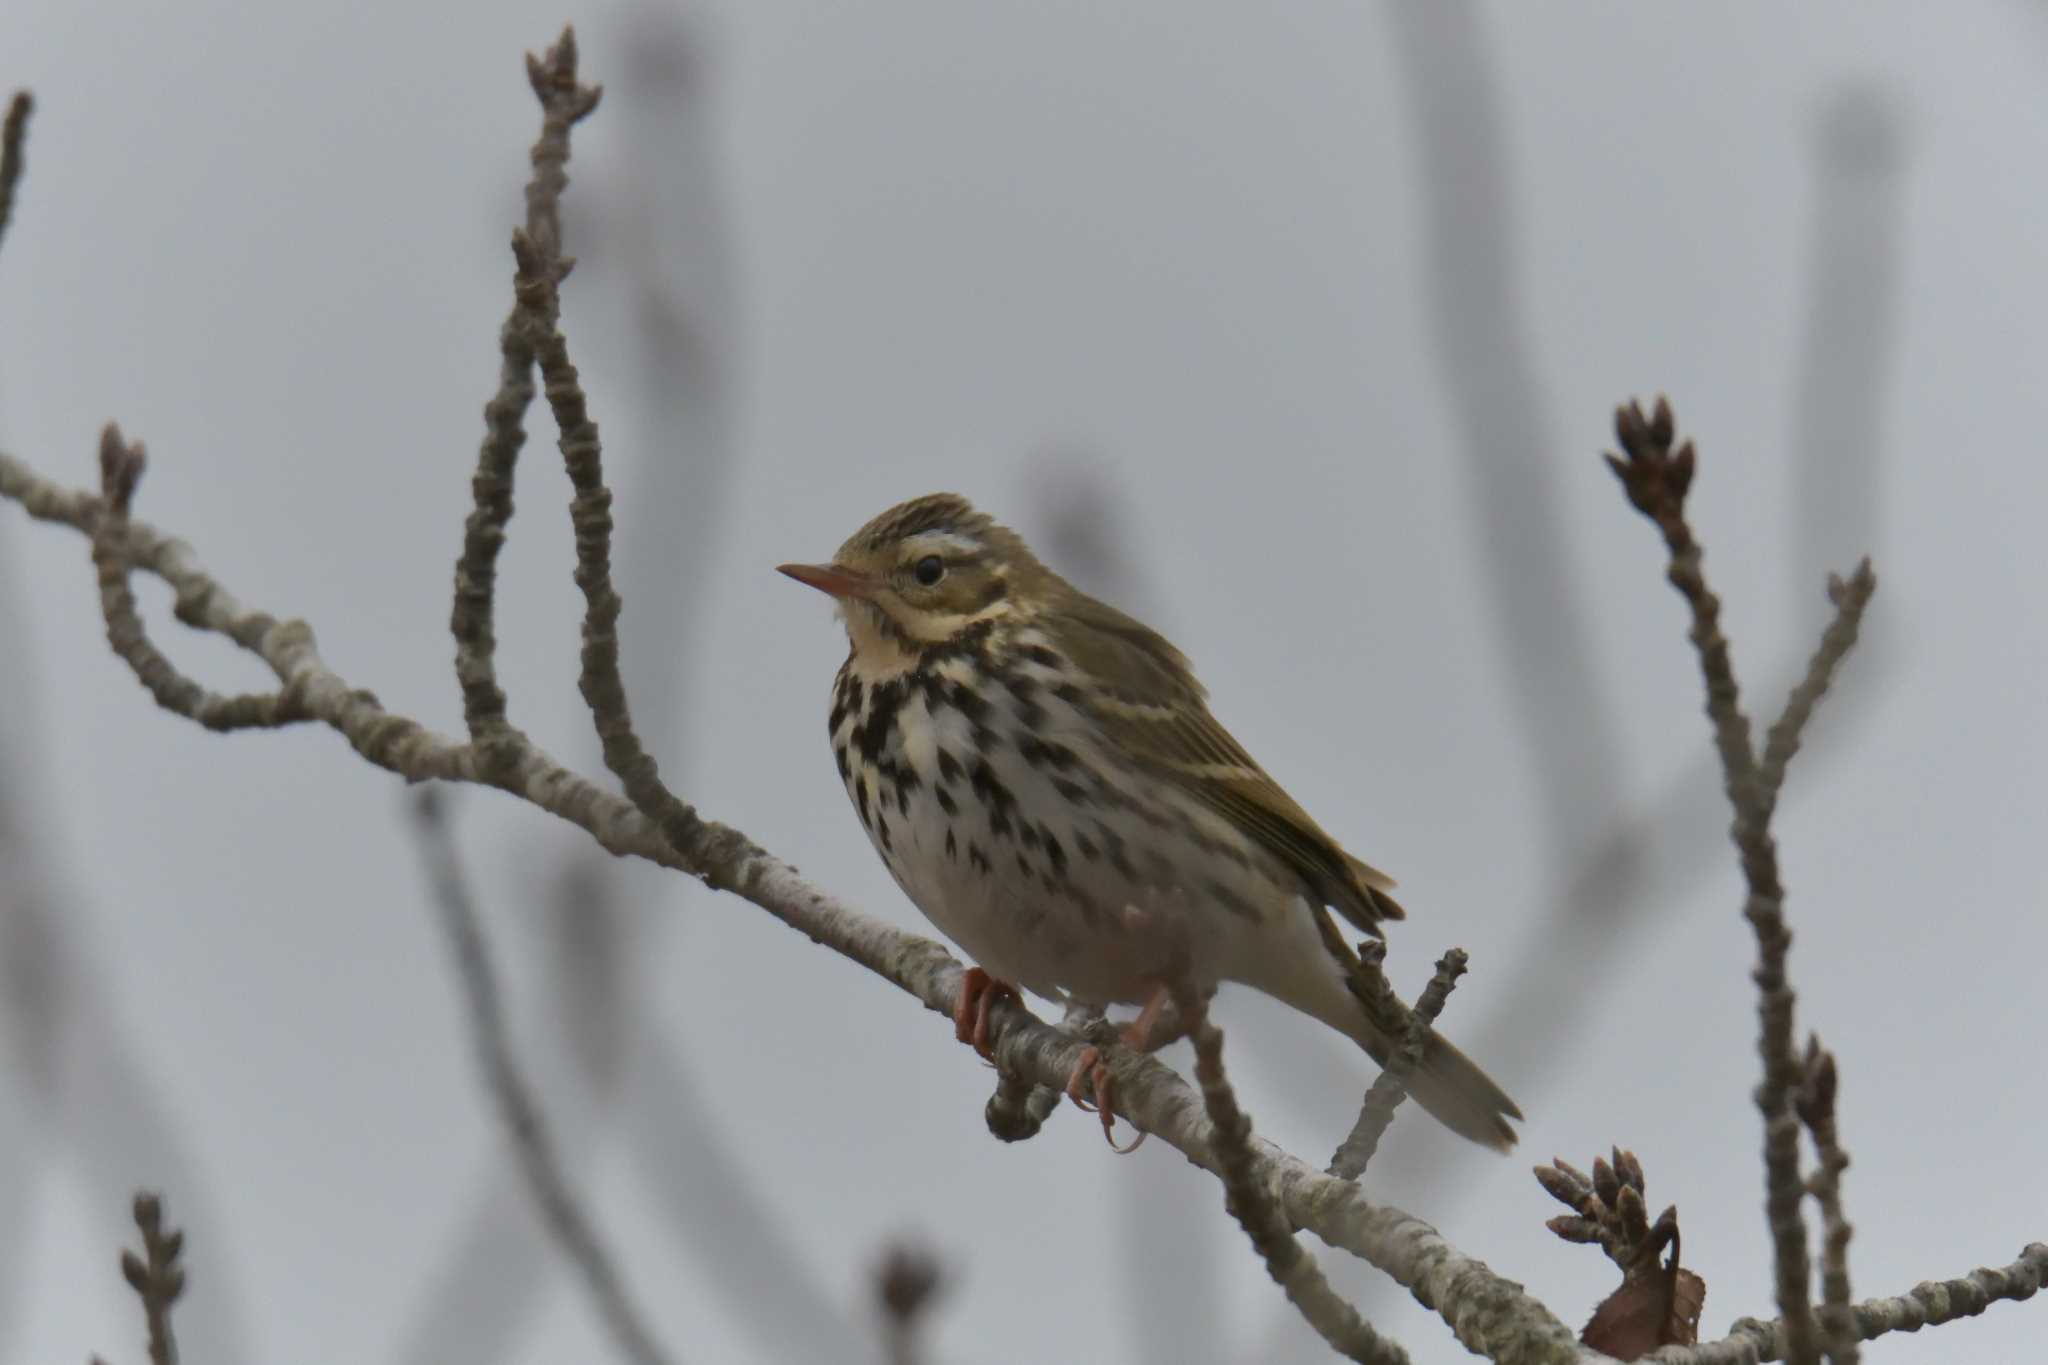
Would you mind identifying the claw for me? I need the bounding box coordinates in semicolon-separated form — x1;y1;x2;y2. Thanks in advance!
953;968;1018;1061
1064;1045;1147;1154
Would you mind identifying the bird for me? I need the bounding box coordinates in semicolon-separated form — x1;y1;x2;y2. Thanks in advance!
779;493;1520;1151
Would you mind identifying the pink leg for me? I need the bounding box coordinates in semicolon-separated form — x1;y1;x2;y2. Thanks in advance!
1063;1045;1147;1154
953;967;1018;1060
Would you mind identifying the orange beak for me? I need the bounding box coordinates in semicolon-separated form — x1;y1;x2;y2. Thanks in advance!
777;562;879;600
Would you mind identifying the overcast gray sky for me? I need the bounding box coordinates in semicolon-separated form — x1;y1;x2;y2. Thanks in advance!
3;3;2045;1363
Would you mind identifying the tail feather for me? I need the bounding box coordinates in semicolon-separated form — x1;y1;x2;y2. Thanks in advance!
1357;1018;1522;1152
1305;904;1522;1151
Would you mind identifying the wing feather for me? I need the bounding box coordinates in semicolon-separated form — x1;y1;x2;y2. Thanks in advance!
1043;592;1403;933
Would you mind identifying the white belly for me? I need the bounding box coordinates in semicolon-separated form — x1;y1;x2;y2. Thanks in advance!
831;658;1299;1007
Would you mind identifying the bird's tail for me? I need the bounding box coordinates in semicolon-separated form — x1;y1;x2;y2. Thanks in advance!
1302;908;1523;1151
1349;1010;1521;1152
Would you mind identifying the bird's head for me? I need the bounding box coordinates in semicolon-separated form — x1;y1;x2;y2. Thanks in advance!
779;493;1049;664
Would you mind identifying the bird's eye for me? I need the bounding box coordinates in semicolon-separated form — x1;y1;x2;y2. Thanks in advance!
913;555;945;586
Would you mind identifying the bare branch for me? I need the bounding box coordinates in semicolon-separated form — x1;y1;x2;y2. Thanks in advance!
1795;1040;1856;1364
1755;565;1877;808
409;787;676;1365
1605;397;1825;1364
1329;947;1467;1180
984;1066;1061;1142
90;425;314;732
1170;981;1411;1364
452;27;604;753
1650;1245;2048;1365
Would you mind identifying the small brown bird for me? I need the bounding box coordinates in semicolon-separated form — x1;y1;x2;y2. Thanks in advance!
781;494;1519;1151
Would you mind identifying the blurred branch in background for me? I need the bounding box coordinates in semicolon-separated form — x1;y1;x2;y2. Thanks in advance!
1368;14;1913;1277
92;1192;187;1365
1382;0;1624;867
1793;86;1903;599
874;1243;942;1365
0;95;250;1355
410;789;675;1365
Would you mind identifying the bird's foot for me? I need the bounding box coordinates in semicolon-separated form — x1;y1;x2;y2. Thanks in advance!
953;967;1019;1061
1064;1044;1146;1154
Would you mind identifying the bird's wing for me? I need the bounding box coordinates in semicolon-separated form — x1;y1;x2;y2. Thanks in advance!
1042;592;1404;935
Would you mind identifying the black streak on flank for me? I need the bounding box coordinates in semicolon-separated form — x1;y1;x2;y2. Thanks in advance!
1043;831;1068;877
949;681;991;726
1205;878;1261;922
1097;822;1138;882
1053;681;1086;706
1074;829;1100;861
829;673;865;734
945;828;958;860
968;842;991;874
834;744;851;782
856;680;903;764
854;775;872;829
936;749;964;784
934;785;958;816
971;759;1016;839
1004;673;1048;730
1021;644;1063;670
876;813;893;853
1051;775;1090;804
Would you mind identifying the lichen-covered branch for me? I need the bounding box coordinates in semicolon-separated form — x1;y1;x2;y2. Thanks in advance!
451;31;603;755
1647;1244;2048;1365
90;426;314;732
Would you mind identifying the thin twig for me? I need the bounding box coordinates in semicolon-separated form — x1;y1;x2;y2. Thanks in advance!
451;27;602;756
90;426;314;731
114;1192;185;1365
0;91;30;252
1606;398;1832;1365
1170;981;1411;1365
1329;947;1468;1180
1755;566;1877;809
1795;1040;1856;1364
1646;1244;2048;1365
409;787;676;1365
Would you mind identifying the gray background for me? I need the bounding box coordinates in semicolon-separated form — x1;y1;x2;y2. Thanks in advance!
3;2;2044;1362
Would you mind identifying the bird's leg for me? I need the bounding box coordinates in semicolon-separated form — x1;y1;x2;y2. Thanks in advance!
1060;980;1189;1155
1064;1045;1146;1154
953;967;1019;1061
1119;979;1191;1052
